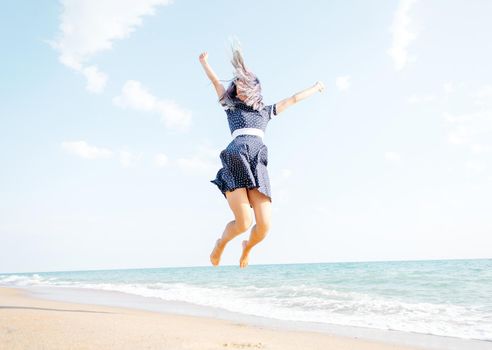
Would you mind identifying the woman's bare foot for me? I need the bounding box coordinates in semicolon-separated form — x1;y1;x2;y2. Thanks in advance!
239;240;250;268
210;238;226;266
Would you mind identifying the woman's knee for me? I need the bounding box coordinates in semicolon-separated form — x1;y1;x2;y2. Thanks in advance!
255;221;271;235
225;188;254;232
234;214;253;232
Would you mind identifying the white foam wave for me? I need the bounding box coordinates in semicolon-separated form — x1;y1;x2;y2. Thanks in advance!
1;275;490;341
0;274;59;286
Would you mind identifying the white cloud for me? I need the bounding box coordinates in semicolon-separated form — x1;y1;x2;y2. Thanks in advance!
51;0;172;93
443;111;474;124
83;66;108;93
465;160;485;173
470;144;492;154
268;168;293;206
281;168;292;179
114;80;192;130
269;168;295;206
113;80;156;111
154;153;169;168
447;133;469;145
177;157;216;173
443;82;455;94
157;100;193;130
444;109;492;149
335;76;351;91
473;85;492;105
407;94;435;104
177;144;221;174
419;200;439;211
443;82;492;170
385;151;401;162
61;140;113;159
314;205;333;216
387;0;418;71
61;141;146;166
119;150;143;167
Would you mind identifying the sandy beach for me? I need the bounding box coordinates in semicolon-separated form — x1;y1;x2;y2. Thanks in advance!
0;286;431;350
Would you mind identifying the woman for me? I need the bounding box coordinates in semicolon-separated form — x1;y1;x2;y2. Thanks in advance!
199;41;324;268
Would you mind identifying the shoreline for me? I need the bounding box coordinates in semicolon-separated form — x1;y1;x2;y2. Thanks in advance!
1;285;490;350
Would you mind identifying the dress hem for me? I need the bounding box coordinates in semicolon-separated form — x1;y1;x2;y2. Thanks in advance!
210;180;272;204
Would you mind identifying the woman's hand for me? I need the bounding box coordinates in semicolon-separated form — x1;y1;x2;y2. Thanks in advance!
275;81;325;114
198;52;225;98
199;52;208;64
314;81;325;93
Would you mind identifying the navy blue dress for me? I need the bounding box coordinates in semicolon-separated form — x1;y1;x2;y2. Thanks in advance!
211;98;277;203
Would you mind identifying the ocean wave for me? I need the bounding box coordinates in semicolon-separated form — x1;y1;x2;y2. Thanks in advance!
0;274;59;286
1;273;490;341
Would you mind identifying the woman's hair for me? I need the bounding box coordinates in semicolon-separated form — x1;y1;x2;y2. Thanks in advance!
219;39;264;111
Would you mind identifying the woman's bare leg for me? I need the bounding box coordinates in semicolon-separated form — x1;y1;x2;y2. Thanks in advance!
240;188;272;268
210;188;253;266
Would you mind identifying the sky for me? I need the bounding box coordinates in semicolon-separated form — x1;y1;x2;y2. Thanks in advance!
1;0;491;273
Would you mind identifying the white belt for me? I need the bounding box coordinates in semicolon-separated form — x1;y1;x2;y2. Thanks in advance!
231;128;264;139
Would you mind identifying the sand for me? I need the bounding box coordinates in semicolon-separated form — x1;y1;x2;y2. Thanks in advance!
0;286;428;350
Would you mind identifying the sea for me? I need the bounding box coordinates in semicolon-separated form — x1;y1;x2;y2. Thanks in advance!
1;259;491;347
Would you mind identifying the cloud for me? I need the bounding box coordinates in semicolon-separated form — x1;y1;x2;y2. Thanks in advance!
335;76;351;91
407;94;435;104
177;157;216;173
119;150;143;167
113;80;156;111
314;205;333;216
473;85;492;105
61;140;113;159
465;160;485;173
444;83;492;148
280;168;292;179
443;82;455;94
269;168;294;207
419;200;440;211
177;144;221;174
61;141;144;167
385;151;401;162
154;153;169;168
470;144;492;154
387;0;418;71
113;80;192;130
51;0;172;93
444;109;492;148
82;66;108;93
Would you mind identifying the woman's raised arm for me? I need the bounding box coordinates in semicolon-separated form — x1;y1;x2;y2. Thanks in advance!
275;81;325;115
199;52;225;98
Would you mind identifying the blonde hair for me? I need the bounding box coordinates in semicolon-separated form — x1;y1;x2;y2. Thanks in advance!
219;38;264;111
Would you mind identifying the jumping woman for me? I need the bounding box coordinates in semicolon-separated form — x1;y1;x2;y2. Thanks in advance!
199;41;324;268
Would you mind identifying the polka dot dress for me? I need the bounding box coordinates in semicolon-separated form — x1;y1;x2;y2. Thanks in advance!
211;98;278;203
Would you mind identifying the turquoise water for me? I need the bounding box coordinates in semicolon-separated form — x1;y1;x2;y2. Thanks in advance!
1;259;491;341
